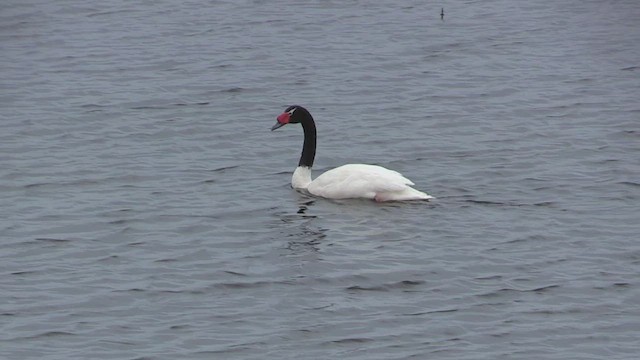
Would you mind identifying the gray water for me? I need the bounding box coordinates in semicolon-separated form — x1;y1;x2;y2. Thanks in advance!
2;0;640;359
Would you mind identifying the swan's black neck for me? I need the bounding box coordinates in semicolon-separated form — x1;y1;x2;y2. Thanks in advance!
298;111;316;168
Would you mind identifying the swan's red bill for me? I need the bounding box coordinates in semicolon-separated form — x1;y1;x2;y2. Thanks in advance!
271;112;290;131
277;112;290;124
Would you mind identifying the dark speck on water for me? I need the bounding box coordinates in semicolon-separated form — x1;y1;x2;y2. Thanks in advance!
1;0;639;359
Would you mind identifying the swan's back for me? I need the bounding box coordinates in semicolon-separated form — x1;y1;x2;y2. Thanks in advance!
307;164;432;201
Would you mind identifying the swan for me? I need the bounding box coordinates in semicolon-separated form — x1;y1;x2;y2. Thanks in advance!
271;105;433;202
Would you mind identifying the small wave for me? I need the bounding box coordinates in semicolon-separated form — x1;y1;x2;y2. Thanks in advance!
169;324;191;330
108;219;130;225
215;280;292;289
220;87;244;93
533;201;556;207
223;270;248;276
346;285;387;292
618;181;640;187
16;331;76;340
37;331;75;337
478;284;560;298
475;275;503;280
465;199;506;206
403;308;458;316
346;280;425;292
130;105;170;110
113;288;145;293
194;342;267;355
564;77;594;83
35;237;71;243
24;182;53;189
87;9;132;17
80;103;107;108
10;270;38;275
210;165;239;173
465;199;556;208
25;179;102;190
174;101;210;106
330;337;374;344
530;284;560;292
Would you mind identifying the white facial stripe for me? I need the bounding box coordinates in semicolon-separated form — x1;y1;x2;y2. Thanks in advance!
288;107;296;115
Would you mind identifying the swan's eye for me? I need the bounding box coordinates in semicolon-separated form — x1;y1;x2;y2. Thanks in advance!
288;108;296;115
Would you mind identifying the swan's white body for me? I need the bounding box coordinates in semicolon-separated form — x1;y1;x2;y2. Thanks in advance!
292;164;433;201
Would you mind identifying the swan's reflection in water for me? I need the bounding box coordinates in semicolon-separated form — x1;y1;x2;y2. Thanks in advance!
278;195;327;255
296;199;314;215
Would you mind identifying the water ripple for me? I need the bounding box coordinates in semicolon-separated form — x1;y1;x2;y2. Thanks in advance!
1;0;639;359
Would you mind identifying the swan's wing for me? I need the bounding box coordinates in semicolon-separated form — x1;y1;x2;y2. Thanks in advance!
347;164;415;186
308;164;416;199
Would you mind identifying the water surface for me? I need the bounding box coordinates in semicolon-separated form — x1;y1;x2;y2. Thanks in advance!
2;0;639;359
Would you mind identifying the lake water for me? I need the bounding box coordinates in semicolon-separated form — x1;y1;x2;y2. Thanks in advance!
2;0;639;359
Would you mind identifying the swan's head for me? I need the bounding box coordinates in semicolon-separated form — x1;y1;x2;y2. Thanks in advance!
271;105;308;131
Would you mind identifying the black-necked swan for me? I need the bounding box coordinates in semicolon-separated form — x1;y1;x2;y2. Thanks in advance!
271;105;433;202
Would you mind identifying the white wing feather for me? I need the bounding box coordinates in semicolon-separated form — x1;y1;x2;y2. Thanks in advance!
307;164;423;200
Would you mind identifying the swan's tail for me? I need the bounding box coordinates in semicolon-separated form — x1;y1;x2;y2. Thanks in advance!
374;187;434;202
